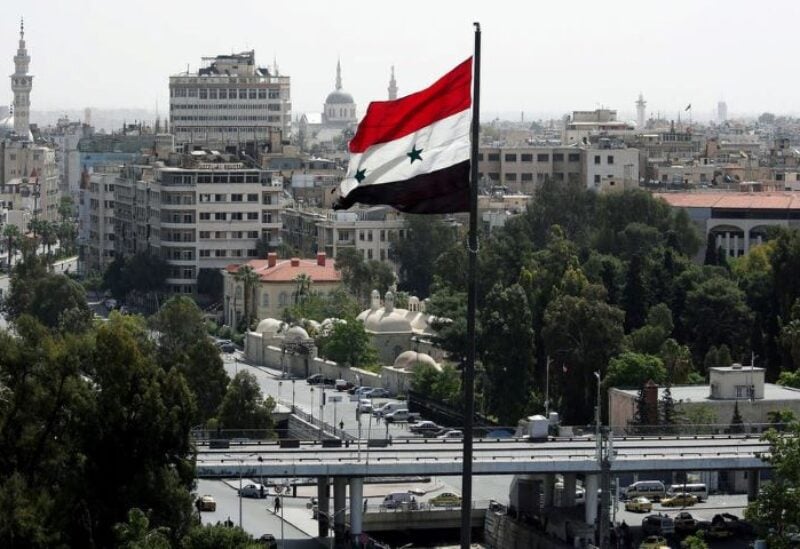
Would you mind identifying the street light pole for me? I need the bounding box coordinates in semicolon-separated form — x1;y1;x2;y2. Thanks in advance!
545;356;551;417
594;370;602;461
292;379;296;412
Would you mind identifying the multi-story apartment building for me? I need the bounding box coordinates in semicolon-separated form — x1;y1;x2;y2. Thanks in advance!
478;142;640;194
0;139;59;222
281;206;405;266
80;165;117;273
113;151;283;295
169;50;291;149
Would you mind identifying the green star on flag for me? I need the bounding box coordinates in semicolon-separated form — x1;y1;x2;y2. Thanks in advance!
407;145;423;164
354;168;367;183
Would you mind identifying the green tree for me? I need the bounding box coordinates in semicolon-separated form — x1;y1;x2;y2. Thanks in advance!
411;363;461;405
216;371;275;434
182;523;262;549
661;385;681;433
682;404;717;434
480;283;536;425
622;254;650;331
703;344;734;373
293;273;312;305
682;531;709;549
2;224;21;270
768;409;796;432
196;268;224;303
114;508;171;549
391;214;457;298
335;248;396;305
153;297;229;423
234;265;260;330
317;318;378;369
659;338;694;384
625;303;674;355
57;195;75;222
605;352;667;389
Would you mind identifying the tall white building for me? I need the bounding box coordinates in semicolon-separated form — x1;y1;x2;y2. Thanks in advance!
169;50;291;149
10;19;32;138
718;101;728;124
388;66;398;100
636;93;646;130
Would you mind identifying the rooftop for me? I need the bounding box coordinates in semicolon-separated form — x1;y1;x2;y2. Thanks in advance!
613;383;800;403
656;191;800;210
226;254;341;283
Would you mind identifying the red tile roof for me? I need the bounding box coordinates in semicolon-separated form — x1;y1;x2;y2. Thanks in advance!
655;192;800;210
226;257;342;283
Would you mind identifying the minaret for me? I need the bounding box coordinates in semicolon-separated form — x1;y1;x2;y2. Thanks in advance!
635;93;646;130
388;66;398;100
335;59;342;90
11;18;33;137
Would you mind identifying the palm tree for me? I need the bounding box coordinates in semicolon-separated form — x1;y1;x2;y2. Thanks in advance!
234;265;260;331
293;273;312;305
40;221;57;263
2;224;21;270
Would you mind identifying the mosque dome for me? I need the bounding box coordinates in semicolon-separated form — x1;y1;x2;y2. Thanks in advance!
256;318;284;335
393;350;440;371
325;89;355;105
285;325;311;341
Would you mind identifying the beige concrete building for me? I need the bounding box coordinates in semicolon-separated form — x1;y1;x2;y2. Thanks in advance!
223;252;341;327
81;165;117;273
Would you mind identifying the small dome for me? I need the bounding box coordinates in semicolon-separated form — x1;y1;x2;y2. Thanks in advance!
363;310;412;334
256;318;284;334
393;350;439;371
285;325;310;341
325;90;355;105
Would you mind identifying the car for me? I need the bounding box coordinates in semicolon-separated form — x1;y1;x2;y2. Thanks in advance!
661;492;698;507
430;492;462;507
220;343;236;353
625;496;653;513
356;399;373;414
642;514;675;536
711;513;754;536
196;494;217;512
352;386;375;397
214;339;232;348
335;379;354;391
384;409;421;423
306;374;333;385
410;421;442;435
238;483;269;498
364;388;392;399
258;534;278;549
437;429;463;439
639;536;669;549
674;511;697;533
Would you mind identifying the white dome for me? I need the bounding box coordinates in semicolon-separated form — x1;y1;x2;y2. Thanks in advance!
393;350;440;371
285;325;311;341
256;318;284;334
362;309;413;334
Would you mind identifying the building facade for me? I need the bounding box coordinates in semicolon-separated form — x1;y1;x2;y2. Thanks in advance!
80;165;117;273
169;50;291;149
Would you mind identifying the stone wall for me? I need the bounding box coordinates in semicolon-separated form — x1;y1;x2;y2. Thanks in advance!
484;511;572;549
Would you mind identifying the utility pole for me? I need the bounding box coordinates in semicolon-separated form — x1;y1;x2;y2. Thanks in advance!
598;426;613;549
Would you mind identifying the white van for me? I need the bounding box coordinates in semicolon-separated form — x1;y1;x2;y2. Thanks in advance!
374;402;404;417
667;483;708;502
624;480;666;501
380;492;419;510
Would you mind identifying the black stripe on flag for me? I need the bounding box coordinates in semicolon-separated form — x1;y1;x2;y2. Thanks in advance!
335;161;470;214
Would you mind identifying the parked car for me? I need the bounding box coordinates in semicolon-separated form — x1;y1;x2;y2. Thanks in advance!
661;492;698;507
335;379;354;391
214;339;232;348
238;483;268;498
220;343;236;353
409;421;442;436
352;386;375;397
356;399;373;414
374;402;405;417
380;492;418;510
258;534;278;549
625;496;653;513
364;388;392;399
429;492;462;507
307;374;333;385
196;494;217;512
384;409;420;423
642;514;675;536
711;513;754;536
639;535;669;549
673;511;697;533
437;429;464;440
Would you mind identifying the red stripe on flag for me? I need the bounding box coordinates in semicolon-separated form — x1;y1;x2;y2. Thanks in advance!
348;58;472;154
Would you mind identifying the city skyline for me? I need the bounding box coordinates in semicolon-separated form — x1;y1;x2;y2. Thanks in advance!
3;0;800;124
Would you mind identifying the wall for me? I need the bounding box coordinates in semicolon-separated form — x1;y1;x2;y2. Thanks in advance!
484;510;573;549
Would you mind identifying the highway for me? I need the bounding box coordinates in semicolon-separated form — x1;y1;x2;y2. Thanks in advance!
196;434;770;478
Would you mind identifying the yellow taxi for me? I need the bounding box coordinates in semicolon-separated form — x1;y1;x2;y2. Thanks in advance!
661;492;698;507
625;496;653;513
639;535;669;549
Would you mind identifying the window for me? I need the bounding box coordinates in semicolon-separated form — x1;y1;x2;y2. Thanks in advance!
380;249;386;261
199;212;211;220
537;154;550;162
249;89;257;99
209;88;218;99
231;194;243;202
214;194;225;202
258;89;267;99
505;173;517;181
594;175;601;184
239;89;248;99
247;249;258;257
247;212;258;220
489;172;499;181
230;212;243;221
504;153;517;162
215;231;226;239
568;153;580;162
368;231;373;242
219;89;228;99
521;154;533;162
553;153;564;161
261;292;269;306
487;153;500;161
594;155;601;165
359;230;365;241
215;249;227;257
247;193;258;202
231;231;243;239
367;249;373;259
199;193;211;203
199;88;208;99
607;155;614;164
279;292;288;306
188;88;198;97
247;231;258;238
214;212;226;220
380;230;386;242
521;173;533;182
199;231;210;239
477;153;484;161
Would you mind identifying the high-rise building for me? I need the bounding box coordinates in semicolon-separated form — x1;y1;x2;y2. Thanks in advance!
10;19;32;138
388;66;398;100
636;93;646;130
718;101;728;123
169;50;291;150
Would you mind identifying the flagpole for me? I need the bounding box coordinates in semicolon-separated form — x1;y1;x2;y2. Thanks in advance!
460;21;480;549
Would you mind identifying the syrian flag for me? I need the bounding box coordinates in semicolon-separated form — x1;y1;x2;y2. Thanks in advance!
334;58;473;214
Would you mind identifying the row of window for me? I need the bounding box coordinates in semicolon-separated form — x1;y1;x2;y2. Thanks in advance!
361;248;387;261
171;103;283;110
480;152;581;163
197;211;261;221
199;230;260;239
171;88;282;100
358;229;393;242
198;248;259;258
480;172;579;183
594;155;616;165
198;193;260;202
173;121;282;131
161;173;264;184
172;115;278;122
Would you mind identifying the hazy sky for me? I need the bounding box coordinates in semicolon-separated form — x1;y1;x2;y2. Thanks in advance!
4;0;798;121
